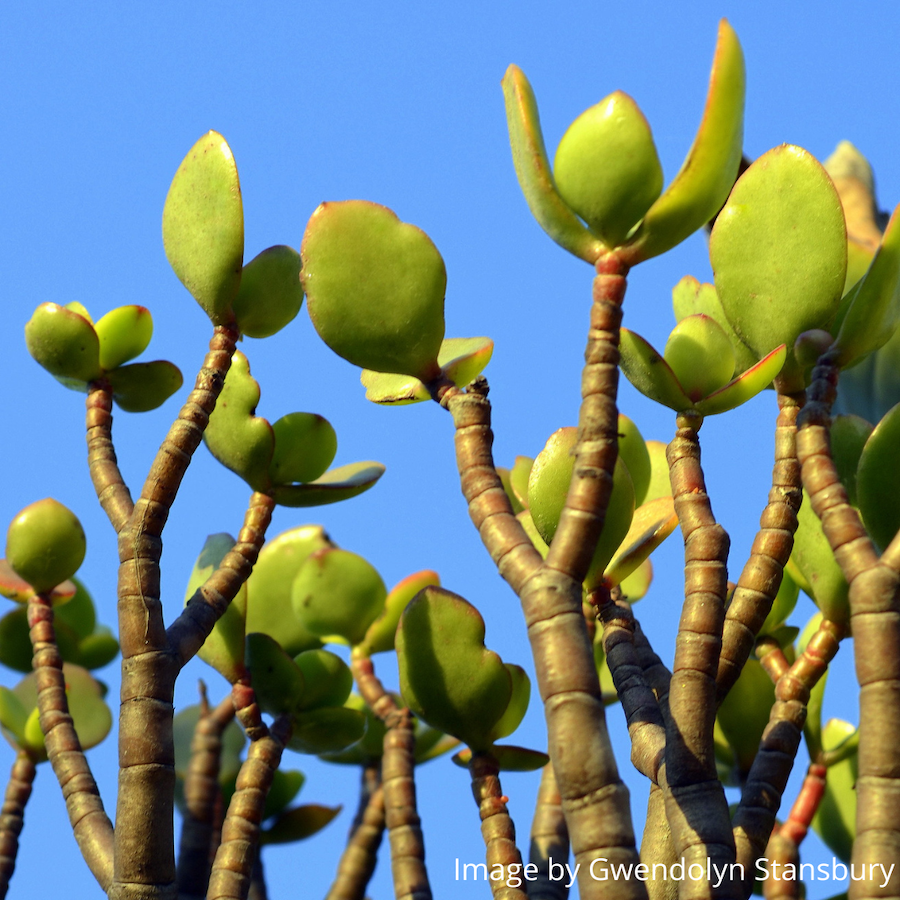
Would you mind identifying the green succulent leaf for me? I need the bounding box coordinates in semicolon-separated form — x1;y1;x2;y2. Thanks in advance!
452;745;549;772
302;200;445;380
262;768;306;822
509;456;534;511
619;558;653;601
829;415;874;509
553;91;663;248
318;693;387;764
245;525;332;656
173;705;245;786
694;344;786;417
270;461;385;508
204;350;275;492
245;632;305;715
716;657;774;776
0;559;76;605
642;440;672;504
396;586;513;752
184;534;247;682
358;569;441;657
619;329;693;411
293;649;353;711
501;65;603;264
232;245;304;339
6;499;86;595
617;415;652;507
291;548;387;647
0;686;28;747
604;496;678;588
811;719;858;863
261;803;341;846
74;629;119;671
361;337;493;406
833;205;900;368
162;131;244;324
488;664;530;742
758;568;800;636
55;578;96;638
288;705;367;755
269;413;338;487
664;315;736;401
625;20;745;264
710;145;847;392
94;306;153;371
857;402;900;551
25;303;102;383
107;361;183;412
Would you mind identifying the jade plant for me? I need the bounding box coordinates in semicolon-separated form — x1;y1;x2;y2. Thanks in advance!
4;16;900;900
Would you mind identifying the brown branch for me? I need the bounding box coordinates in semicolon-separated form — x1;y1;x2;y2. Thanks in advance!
113;323;238;896
732;619;843;896
641;785;678;900
27;592;114;891
469;753;528;900
325;766;385;900
0;751;36;899
526;764;570;900
797;350;900;899
760;833;800;900
168;491;275;670
351;655;431;900
717;393;803;703
86;381;135;531
176;693;236;900
663;412;736;899
206;716;289;900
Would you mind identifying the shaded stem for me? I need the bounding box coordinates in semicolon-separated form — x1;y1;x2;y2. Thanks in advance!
206;716;289;900
664;412;736;900
351;655;431;900
0;751;36;899
27;592;114;891
717;393;803;703
176;692;236;900
469;753;527;900
526;764;570;900
86;381;135;532
797;350;900;899
113;323;238;898
641;785;678;900
325;766;385;900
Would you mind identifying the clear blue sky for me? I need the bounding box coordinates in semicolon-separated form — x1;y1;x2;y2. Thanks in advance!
1;2;897;898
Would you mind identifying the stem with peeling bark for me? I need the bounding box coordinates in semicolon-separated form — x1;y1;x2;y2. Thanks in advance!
0;751;36;899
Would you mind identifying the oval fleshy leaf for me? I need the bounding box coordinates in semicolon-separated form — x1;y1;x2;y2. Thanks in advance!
758;568;800;636
617;415;651;508
453;745;549;772
619;329;693;411
488;664;531;743
619;557;653;601
833;205;900;368
710;145;847;392
203;350;274;492
625;20;745;264
0;687;28;747
397;586;512;752
55;578;96;639
25;303;102;383
291;548;387;647
643;440;673;504
288;705;367;755
94;306;153;371
664;315;736;402
232;245;304;339
245;632;305;715
501;66;603;264
553;91;662;248
811;719;858;863
604;496;678;588
302;201;445;380
107;361;183;412
262;768;306;822
694;344;786;417
6;499;86;595
829;415;874;509
184;533;247;683
358;569;442;657
261;804;341;846
317;694;387;764
162;131;244;324
293;649;353;711
361;336;493;405
0;560;76;605
857;402;900;552
75;629;119;671
716;657;774;776
269;413;338;486
245;526;332;656
270;461;385;508
0;607;79;672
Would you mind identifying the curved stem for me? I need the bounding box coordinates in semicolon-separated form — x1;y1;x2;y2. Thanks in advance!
664;412;736;900
526;764;570;900
325;766;385;900
176;693;236;900
717;393;803;702
351;656;431;900
0;751;36;899
469;753;527;900
86;382;134;532
27;592;114;891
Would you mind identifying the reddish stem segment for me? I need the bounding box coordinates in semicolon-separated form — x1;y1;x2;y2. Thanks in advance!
797;351;900;900
0;750;36;899
86;382;135;532
664;413;737;900
351;655;431;900
527;764;570;900
780;762;827;847
27;592;114;891
469;753;528;900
